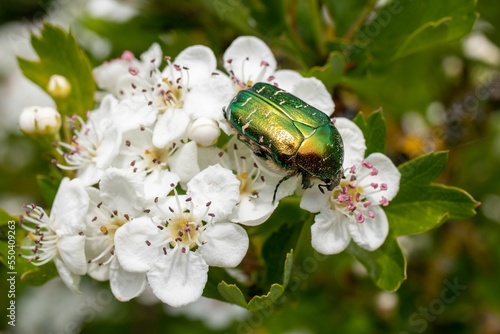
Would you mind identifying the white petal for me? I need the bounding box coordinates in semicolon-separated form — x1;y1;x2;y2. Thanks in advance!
171;45;217;87
76;164;102;186
300;187;330;213
100;167;145;216
144;168;179;200
54;257;82;294
348;205;389;251
197;146;229;171
201;223;249;267
230;196;276;226
183;73;234;121
140;43;162;68
169;141;200;184
311;209;351;254
109;257;147;301
95;124;122;169
87;259;110;281
187;164;240;220
93;59;131;94
290;77;334;116
272;69;304;91
51;178;89;234
335;117;366;168
223;36;276;84
359;152;401;203
148;250;208;307
58;235;87;275
113;95;157;132
152;109;190;148
114;217;165;272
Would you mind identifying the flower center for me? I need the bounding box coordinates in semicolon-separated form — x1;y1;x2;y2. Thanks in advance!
19;205;60;266
55;115;100;172
167;215;201;250
226;57;274;91
161;77;186;109
331;178;365;215
100;216;127;241
159;57;191;110
143;146;170;170
229;144;266;199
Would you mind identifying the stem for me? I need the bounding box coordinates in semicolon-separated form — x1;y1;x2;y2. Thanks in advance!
343;0;377;41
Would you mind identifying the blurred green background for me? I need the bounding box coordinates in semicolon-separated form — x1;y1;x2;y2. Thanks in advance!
1;0;500;333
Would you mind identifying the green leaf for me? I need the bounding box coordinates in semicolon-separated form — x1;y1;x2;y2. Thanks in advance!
215;252;293;311
387;151;479;235
204;266;244;301
20;261;59;286
217;282;249;308
347;0;477;69
0;209;17;226
353;111;386;155
347;235;406;291
17;23;95;119
247;252;293;312
305;51;346;91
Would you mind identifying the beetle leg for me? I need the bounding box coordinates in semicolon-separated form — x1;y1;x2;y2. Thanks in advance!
273;173;295;204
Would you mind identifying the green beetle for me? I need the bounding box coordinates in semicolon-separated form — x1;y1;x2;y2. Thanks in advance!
224;82;344;203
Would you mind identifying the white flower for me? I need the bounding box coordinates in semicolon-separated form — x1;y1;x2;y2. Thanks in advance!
301;118;401;254
55;95;122;186
198;136;297;226
114;164;248;307
95;43;233;148
85;168;148;301
19;178;89;293
153;45;233;148
113;125;193;190
93;43;163;98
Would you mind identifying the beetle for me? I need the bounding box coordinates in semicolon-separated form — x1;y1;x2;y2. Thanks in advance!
223;82;344;203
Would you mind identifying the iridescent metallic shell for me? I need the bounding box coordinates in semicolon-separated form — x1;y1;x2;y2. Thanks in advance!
225;82;344;200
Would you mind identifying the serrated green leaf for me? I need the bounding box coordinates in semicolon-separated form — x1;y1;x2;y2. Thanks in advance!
347;235;406;291
387;151;478;235
353;111;386;155
204;266;244;302
247;251;293;312
214;252;293;311
247;284;285;312
396;151;448;187
17;23;95;119
217;281;249;308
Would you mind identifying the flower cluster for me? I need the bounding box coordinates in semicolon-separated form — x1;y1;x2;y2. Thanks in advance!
19;36;400;307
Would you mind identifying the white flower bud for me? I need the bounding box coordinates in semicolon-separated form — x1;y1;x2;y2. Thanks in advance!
188;118;221;147
47;74;71;98
19;106;62;135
